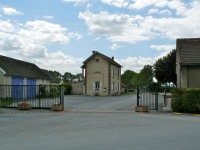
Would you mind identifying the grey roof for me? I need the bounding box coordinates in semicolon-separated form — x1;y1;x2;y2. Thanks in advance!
0;55;50;80
177;38;200;65
41;69;60;83
81;51;122;68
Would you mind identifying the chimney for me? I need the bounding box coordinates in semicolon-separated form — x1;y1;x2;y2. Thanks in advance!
92;50;96;54
112;56;114;60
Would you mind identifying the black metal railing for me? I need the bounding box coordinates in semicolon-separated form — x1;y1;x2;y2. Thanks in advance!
0;85;63;109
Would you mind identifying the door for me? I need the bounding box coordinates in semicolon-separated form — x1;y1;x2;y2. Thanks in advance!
27;78;36;99
12;77;23;100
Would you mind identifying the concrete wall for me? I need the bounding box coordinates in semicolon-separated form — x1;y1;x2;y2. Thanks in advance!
71;82;83;95
187;66;200;88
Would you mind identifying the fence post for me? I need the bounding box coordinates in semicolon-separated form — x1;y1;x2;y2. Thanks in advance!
39;85;41;108
137;86;139;106
155;86;158;111
60;86;64;110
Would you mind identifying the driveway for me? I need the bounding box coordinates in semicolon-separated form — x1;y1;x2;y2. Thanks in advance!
63;94;164;112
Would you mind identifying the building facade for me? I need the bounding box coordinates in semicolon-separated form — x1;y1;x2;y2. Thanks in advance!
81;51;122;96
176;38;200;88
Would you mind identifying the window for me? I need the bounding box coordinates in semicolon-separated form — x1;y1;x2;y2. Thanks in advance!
112;82;115;91
118;70;120;79
112;68;114;77
95;58;99;63
95;82;100;91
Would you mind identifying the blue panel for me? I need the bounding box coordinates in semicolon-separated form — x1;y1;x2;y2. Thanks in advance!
27;78;36;99
12;77;23;101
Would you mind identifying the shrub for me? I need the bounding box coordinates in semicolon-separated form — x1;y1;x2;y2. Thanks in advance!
60;82;72;94
0;97;15;107
182;89;200;113
171;88;200;113
171;88;184;112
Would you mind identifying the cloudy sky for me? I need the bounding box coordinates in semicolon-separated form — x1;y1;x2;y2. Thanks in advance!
0;0;199;75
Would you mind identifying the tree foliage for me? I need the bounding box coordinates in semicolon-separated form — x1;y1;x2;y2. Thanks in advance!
49;70;62;79
130;65;154;87
62;72;75;83
121;70;137;88
153;49;177;86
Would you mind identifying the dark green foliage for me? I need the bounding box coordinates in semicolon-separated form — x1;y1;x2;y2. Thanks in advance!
171;88;200;113
121;70;137;88
37;85;60;98
61;82;72;94
0;97;15;107
153;49;177;86
182;89;200;113
171;88;184;112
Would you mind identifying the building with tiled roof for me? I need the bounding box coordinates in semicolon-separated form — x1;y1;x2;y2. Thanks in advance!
0;55;52;85
81;51;122;96
176;38;200;88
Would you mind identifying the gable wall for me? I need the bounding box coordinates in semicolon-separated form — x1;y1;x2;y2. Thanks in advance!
187;66;200;88
86;54;109;96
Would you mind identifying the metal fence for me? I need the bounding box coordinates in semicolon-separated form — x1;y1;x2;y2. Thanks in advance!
137;86;158;111
0;85;64;109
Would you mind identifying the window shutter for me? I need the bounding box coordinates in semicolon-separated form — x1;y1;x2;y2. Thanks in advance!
93;82;95;91
99;82;102;92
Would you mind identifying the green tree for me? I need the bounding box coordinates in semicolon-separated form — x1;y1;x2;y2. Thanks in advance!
74;73;82;82
131;73;140;87
153;49;177;86
121;70;137;88
61;82;72;94
49;70;62;79
62;72;75;83
138;65;154;86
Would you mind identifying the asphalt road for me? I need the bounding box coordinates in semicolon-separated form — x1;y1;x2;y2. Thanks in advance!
1;94;199;150
63;94;164;112
1;112;200;150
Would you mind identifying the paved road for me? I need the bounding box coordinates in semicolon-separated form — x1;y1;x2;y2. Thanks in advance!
0;112;200;150
63;94;164;112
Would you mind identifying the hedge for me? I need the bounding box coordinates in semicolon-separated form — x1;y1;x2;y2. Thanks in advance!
171;88;200;113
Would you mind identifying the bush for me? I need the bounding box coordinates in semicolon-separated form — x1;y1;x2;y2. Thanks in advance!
171;88;200;113
171;88;184;112
60;82;72;94
0;97;15;107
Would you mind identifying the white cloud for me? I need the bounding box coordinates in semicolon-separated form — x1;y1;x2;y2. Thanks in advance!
68;32;82;40
150;44;175;59
148;9;159;14
17;20;69;44
63;0;88;6
118;56;156;73
109;43;122;50
93;37;100;41
79;11;152;43
0;20;15;32
79;1;200;43
101;0;129;8
43;16;55;19
159;9;172;15
2;7;23;15
0;19;83;74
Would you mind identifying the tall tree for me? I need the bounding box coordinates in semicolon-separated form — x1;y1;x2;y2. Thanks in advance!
62;72;75;83
138;65;154;85
121;70;137;88
49;70;62;79
153;49;177;86
74;73;82;82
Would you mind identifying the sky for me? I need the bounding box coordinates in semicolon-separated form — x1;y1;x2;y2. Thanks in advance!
0;0;199;75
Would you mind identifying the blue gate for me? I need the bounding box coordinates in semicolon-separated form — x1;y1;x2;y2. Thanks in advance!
27;78;36;99
12;77;23;101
